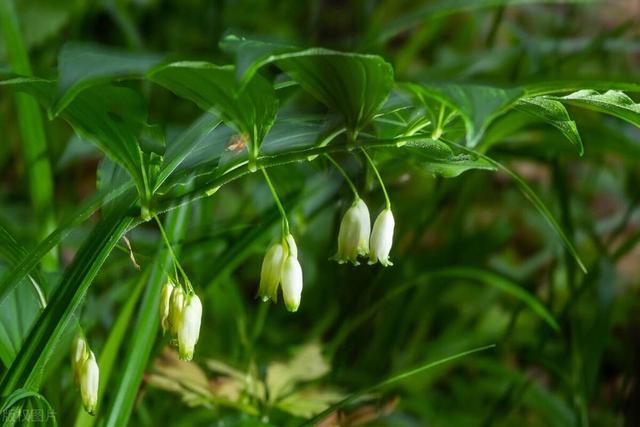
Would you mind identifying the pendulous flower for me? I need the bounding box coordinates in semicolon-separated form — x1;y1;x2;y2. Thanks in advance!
258;242;286;302
168;286;185;336
334;198;371;265
177;293;202;361
79;350;99;415
369;208;395;266
281;234;303;312
159;280;175;333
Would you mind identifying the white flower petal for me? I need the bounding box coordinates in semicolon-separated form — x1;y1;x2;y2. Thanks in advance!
369;208;395;266
281;256;303;312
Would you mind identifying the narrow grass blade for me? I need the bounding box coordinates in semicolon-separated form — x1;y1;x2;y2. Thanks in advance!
444;140;587;273
0;184;134;308
300;345;496;426
0;0;57;269
0;196;135;395
432;267;560;331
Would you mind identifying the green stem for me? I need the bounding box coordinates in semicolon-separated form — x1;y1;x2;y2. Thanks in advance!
153;215;191;293
361;148;391;209
260;168;290;235
325;154;359;198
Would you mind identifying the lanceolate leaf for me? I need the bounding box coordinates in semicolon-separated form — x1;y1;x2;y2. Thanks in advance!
404;82;523;147
550;90;640;128
53;42;164;115
220;35;395;135
516;97;583;155
1;77;160;202
0;197;135;394
149;62;278;161
396;138;496;177
275;50;394;137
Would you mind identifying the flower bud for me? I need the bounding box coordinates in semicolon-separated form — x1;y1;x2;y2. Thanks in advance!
79;350;99;415
168;286;185;336
71;335;88;384
178;294;202;361
334;198;370;265
285;233;298;259
258;243;285;302
159;281;175;333
369;208;395;266
281;256;303;312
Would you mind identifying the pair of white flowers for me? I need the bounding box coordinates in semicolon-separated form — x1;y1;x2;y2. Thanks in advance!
335;198;395;266
159;282;202;361
72;336;99;415
258;233;303;312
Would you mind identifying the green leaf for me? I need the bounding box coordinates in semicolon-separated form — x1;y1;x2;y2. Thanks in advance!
523;80;640;97
397;138;496;177
516;97;583;155
102;205;189;427
53;42;164;115
550;90;640;128
432;267;559;330
149;62;278;161
0;225;48;368
154;113;222;192
0;197;135;395
219;34;295;86
275;49;394;137
404;82;524;147
1;77;158;202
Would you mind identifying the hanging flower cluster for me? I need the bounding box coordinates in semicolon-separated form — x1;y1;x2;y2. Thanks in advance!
69;151;394;411
71;335;99;415
256;151;395;312
258;233;303;311
159;280;203;361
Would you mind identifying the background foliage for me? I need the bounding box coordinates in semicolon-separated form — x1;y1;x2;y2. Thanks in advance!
0;0;639;426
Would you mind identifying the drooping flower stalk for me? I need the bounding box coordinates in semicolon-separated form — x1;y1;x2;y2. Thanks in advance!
361;148;395;267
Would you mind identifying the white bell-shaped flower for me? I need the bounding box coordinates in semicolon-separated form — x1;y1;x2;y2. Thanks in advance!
177;294;202;361
258;243;285;302
369;208;395;266
79;350;99;415
281;255;303;312
71;335;87;384
168;286;185;336
334;198;370;265
159;281;175;333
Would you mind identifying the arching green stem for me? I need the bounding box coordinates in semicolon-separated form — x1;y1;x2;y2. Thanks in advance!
361;148;391;209
260;167;290;235
153;214;192;293
325;154;359;198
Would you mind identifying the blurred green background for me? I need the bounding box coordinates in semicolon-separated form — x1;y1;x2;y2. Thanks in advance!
1;0;639;426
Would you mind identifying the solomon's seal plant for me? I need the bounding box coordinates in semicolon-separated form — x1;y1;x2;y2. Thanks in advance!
0;5;636;424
